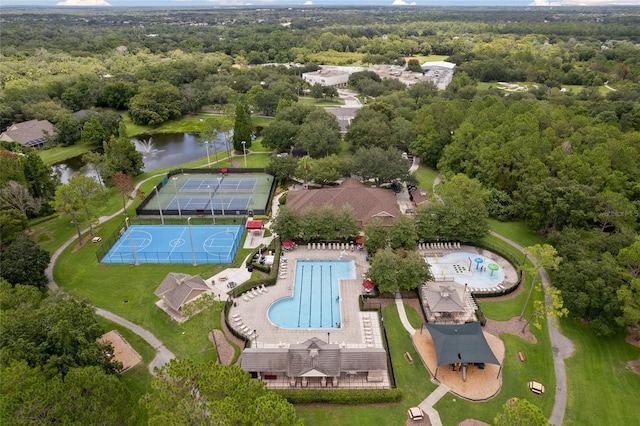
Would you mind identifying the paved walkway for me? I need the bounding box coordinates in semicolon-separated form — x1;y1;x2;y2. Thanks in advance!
490;232;574;426
395;291;447;425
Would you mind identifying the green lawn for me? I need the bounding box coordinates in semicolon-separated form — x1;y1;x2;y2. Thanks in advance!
38;140;96;165
413;165;439;196
297;96;344;107
487;219;546;248
561;319;640;426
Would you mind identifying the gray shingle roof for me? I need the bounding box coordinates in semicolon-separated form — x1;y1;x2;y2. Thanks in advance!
0;120;55;147
240;337;387;377
154;272;209;311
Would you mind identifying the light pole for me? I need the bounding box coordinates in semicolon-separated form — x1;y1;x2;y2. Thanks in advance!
241;140;247;168
217;177;225;217
172;177;182;219
253;329;257;347
187;217;196;266
208;185;215;224
155;186;165;225
125;217;138;265
204;140;211;167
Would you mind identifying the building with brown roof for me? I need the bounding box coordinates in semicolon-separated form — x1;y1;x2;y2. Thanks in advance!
285;178;401;227
0;119;55;149
154;272;209;321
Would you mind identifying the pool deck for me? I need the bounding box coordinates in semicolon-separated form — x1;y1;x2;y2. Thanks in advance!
419;244;519;295
227;246;382;351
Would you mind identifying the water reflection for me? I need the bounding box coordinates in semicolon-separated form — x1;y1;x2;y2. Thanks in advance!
53;132;228;183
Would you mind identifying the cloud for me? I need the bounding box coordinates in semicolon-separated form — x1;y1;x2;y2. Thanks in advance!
56;0;111;5
530;0;640;5
304;0;313;4
392;0;417;4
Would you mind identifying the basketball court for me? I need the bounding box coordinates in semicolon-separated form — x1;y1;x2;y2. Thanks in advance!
101;224;244;264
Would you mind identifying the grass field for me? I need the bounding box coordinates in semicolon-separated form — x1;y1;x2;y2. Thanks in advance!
561;319;640;426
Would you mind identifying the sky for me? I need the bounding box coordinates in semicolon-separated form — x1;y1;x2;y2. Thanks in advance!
2;0;640;8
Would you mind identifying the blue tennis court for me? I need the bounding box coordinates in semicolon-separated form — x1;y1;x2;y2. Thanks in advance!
101;224;244;264
181;177;257;192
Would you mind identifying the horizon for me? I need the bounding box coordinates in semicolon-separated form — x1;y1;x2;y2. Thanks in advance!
2;0;640;9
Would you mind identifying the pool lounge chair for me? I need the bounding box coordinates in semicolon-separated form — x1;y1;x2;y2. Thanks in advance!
243;296;250;302
261;285;268;293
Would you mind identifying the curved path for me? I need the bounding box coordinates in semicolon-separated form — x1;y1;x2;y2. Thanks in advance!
45;150;236;373
46;170;177;373
423;173;574;425
490;232;574;426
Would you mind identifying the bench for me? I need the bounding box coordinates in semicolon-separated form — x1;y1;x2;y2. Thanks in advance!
517;351;526;362
404;352;414;363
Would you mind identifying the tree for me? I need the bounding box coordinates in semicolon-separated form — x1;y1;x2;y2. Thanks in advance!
522;285;569;333
68;173;105;238
266;155;298;185
494;398;550;426
271;205;301;241
142;358;302;426
367;248;432;294
295;109;341;158
0;180;42;226
53;183;85;246
363;218;389;256
0;234;50;288
352;146;410;187
616;278;640;341
1;363;137;425
128;81;183;126
53;114;81;146
408;80;438;105
520;244;562;319
0;286;121;376
20;149;59;206
261;120;297;152
232;103;252;152
306;155;343;186
82;151;108;186
111;173;135;216
0;209;29;245
416;174;489;242
389;214;418;251
80;115;107;146
344;108;394;150
310;83;325;100
103;123;144;179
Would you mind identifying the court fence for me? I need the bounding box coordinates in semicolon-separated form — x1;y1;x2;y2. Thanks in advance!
136;168;276;217
95;219;128;263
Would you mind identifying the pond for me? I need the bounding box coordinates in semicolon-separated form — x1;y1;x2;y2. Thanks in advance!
52;132;228;183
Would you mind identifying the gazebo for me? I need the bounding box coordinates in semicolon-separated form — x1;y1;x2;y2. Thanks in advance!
422;322;501;379
422;285;468;323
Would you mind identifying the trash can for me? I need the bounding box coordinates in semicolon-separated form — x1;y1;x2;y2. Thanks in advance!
247;265;253;272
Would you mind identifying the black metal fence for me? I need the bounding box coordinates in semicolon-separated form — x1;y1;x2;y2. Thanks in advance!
136;168;276;217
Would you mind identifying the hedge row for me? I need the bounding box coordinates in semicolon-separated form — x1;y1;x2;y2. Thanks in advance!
274;388;402;404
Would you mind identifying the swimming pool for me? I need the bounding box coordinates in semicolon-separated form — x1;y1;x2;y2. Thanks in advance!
268;260;354;329
425;251;505;288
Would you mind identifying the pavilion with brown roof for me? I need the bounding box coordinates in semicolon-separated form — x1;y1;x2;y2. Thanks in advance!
285;178;401;226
